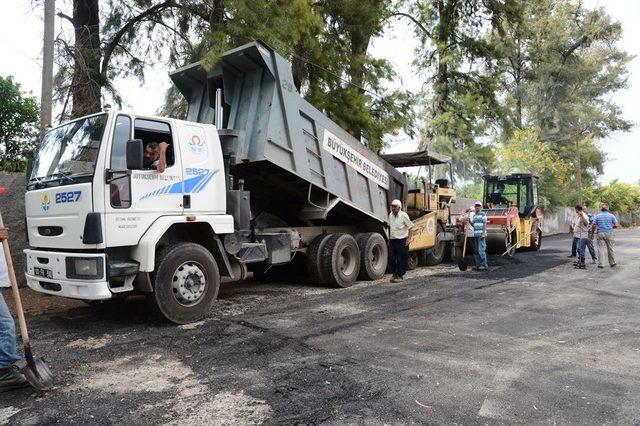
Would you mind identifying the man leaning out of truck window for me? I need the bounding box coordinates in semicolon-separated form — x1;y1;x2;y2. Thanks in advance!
144;141;169;173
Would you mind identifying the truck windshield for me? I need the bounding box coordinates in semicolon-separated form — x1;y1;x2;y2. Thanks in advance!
29;114;107;189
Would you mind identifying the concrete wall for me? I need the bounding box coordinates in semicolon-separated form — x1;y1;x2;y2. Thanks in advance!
0;172;27;286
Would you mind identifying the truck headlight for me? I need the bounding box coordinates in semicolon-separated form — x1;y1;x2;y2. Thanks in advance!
65;257;104;279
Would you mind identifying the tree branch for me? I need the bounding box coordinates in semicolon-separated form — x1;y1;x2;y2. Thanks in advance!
100;0;177;80
56;11;73;24
562;34;589;64
387;12;432;38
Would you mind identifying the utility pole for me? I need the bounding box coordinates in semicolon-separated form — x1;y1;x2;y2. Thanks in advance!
576;137;583;205
40;0;55;132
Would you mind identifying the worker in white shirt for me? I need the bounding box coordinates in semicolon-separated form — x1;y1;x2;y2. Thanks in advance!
388;199;414;283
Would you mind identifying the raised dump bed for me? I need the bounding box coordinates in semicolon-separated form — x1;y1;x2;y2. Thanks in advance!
170;40;407;228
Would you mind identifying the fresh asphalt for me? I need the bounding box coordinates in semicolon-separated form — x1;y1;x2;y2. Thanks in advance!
1;229;639;424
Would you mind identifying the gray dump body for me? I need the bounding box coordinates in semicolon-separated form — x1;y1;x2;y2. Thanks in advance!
170;41;406;227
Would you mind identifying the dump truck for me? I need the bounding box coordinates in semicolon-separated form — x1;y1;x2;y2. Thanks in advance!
381;150;457;269
22;41;409;324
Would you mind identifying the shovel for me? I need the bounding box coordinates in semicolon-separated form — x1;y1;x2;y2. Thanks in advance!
458;232;469;271
0;187;53;390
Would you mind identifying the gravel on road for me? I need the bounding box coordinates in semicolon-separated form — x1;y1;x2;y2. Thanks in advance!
1;229;639;425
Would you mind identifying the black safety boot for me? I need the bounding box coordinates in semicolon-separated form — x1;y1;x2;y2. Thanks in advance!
0;365;29;392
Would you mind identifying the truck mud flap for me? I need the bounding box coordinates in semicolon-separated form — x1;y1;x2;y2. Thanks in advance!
213;237;235;278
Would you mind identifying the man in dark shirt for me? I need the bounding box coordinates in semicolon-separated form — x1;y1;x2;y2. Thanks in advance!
490;183;509;205
144;141;168;172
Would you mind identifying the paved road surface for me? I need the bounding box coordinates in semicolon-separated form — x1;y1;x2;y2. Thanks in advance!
1;229;639;424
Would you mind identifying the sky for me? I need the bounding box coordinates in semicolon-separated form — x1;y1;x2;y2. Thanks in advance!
1;0;638;184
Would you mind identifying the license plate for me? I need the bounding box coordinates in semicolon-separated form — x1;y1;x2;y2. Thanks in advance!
34;267;53;279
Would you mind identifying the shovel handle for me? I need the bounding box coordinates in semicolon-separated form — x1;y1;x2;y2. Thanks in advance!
461;233;468;258
0;211;31;345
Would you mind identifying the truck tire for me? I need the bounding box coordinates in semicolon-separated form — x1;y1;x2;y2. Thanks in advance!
527;229;542;251
153;242;220;324
320;233;361;288
505;231;517;257
307;233;332;284
356;232;387;280
424;224;446;266
407;251;419;270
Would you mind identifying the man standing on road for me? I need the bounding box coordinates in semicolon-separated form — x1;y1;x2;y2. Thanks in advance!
0;226;29;392
471;201;488;271
569;215;579;258
593;205;618;268
585;212;598;264
573;205;590;269
388;199;413;283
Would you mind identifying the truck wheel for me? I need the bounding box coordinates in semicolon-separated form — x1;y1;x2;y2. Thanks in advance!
529;229;542;251
320;234;361;288
417;249;429;266
424;224;446;265
356;232;387;280
504;231;517;257
307;234;332;284
153;242;220;324
407;251;418;270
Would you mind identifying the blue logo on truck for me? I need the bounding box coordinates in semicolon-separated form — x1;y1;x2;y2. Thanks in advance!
139;169;218;200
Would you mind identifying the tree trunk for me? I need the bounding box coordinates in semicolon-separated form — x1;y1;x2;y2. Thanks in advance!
71;0;101;118
514;32;523;130
433;0;454;119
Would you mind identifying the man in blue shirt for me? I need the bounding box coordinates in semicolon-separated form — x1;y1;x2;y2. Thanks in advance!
592;205;618;268
471;201;488;270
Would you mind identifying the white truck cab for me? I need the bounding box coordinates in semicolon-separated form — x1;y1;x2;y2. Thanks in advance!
25;110;234;323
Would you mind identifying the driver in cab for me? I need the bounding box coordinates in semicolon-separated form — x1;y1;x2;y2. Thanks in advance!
490;182;509;205
144;142;169;173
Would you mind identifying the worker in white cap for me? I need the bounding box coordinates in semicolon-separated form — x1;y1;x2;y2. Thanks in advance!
470;200;488;270
388;199;414;282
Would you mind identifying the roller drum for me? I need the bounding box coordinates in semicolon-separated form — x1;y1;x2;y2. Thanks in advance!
485;229;509;254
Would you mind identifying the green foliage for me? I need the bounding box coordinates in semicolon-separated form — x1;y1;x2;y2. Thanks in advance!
0;76;38;172
303;0;415;152
143;0;414;152
585;180;640;214
457;183;483;201
411;0;507;176
489;0;632;206
496;128;570;209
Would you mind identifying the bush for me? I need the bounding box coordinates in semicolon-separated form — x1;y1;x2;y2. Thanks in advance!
0;75;39;172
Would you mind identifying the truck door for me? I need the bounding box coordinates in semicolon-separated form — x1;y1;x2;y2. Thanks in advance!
104;115;183;247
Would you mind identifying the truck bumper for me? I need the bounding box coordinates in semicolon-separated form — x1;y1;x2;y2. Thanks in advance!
24;249;112;301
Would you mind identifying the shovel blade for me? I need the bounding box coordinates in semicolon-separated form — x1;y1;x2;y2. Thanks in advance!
20;357;54;391
458;259;468;271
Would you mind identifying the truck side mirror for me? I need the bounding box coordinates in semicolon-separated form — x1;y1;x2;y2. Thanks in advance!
126;139;144;170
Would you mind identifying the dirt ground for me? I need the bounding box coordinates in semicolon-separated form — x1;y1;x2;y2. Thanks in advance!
1;229;639;425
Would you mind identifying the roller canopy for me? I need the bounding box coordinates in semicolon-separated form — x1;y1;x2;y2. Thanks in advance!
380;150;451;168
